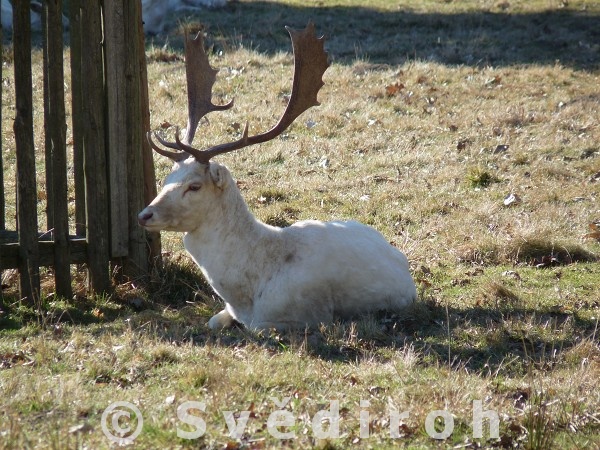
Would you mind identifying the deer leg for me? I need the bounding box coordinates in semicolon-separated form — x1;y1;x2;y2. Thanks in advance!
208;309;234;330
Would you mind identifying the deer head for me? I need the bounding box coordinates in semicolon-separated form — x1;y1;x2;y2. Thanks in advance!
138;23;329;232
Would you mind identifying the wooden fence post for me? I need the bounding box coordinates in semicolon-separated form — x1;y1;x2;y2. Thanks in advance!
81;0;110;294
0;0;4;279
138;3;162;267
124;0;153;277
104;0;158;279
0;0;5;232
43;0;72;299
68;0;86;238
13;0;41;302
103;0;130;262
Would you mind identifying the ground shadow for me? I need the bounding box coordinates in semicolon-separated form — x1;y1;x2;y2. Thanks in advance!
186;299;598;377
2;258;597;378
145;1;600;71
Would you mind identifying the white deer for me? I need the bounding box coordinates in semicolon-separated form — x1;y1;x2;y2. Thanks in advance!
138;24;417;331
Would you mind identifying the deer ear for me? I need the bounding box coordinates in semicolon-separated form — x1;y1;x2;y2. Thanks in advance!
208;163;227;189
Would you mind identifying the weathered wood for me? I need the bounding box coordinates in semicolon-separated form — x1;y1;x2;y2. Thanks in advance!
138;1;162;267
104;0;159;278
124;0;150;277
69;0;86;237
0;230;82;243
81;0;110;294
0;238;88;270
104;0;130;259
42;5;54;231
13;0;41;302
2;0;157;297
0;0;5;231
44;0;72;299
0;0;3;280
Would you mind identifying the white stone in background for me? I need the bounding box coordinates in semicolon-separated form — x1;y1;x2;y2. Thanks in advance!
142;0;228;35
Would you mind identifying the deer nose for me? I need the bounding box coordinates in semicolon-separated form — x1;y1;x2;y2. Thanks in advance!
138;211;153;226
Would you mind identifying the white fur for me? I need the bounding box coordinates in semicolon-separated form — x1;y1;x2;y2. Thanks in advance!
139;159;417;331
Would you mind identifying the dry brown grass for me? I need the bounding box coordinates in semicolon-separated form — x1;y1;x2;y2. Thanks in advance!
1;0;599;448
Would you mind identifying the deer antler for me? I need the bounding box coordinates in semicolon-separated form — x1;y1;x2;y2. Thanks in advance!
148;22;329;164
147;30;234;162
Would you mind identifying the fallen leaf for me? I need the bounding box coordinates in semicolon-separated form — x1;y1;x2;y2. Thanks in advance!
0;351;33;369
585;223;600;240
419;279;432;288
502;270;521;280
368;385;384;395
485;75;502;86
503;193;522;206
457;139;470;150
69;423;92;434
530;253;572;268
385;82;404;97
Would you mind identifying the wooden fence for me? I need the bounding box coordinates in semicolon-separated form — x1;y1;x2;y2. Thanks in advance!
1;0;160;302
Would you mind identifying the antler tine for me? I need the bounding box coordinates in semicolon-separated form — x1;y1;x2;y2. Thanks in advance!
147;131;188;162
183;30;234;145
193;22;329;164
154;129;184;150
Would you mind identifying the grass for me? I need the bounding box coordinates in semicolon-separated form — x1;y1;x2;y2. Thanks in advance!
2;0;600;448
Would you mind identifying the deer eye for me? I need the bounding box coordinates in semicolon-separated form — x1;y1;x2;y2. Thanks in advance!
187;183;202;192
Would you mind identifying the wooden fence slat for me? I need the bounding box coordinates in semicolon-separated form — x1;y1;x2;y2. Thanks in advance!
69;0;86;237
13;0;41;302
124;0;150;277
42;5;54;232
81;0;110;294
104;0;129;259
0;239;88;270
0;0;3;279
138;2;162;267
0;0;5;232
44;0;72;299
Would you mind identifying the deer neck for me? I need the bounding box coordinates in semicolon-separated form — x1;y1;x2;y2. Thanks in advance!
183;179;274;267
